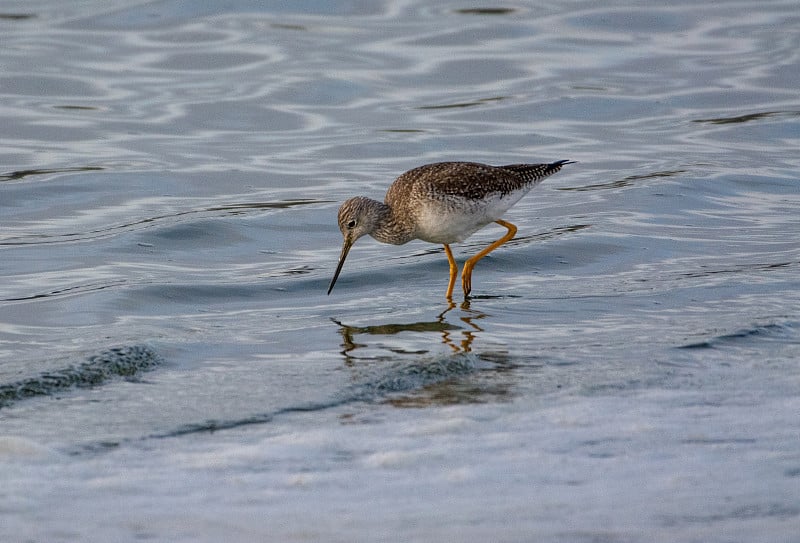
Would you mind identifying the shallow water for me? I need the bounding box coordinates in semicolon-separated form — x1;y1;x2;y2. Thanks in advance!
2;1;799;541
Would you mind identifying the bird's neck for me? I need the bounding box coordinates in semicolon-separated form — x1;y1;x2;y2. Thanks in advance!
370;200;415;245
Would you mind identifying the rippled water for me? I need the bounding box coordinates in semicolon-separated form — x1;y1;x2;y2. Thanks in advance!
2;1;799;541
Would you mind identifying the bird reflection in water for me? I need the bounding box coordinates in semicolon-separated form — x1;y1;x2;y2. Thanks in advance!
333;300;485;364
332;301;521;408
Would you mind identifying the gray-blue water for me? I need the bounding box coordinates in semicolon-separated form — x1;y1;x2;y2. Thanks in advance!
2;1;799;541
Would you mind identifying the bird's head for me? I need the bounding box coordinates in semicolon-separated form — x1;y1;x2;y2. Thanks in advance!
328;197;383;295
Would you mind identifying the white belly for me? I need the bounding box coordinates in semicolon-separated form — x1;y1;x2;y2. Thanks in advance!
413;190;527;244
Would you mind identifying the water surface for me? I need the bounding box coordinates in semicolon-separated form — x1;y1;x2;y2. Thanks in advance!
1;1;799;541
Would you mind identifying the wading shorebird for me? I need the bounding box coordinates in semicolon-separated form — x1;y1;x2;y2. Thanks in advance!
328;160;573;299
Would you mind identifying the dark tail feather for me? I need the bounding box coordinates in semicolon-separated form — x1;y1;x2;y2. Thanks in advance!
500;160;575;184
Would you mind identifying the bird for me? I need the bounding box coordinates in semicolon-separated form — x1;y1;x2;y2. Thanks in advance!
327;160;573;299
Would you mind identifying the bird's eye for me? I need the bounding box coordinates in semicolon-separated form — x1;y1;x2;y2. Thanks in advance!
347;219;357;229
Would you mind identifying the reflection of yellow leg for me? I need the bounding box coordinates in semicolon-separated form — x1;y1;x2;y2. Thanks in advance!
462;219;517;296
444;244;458;300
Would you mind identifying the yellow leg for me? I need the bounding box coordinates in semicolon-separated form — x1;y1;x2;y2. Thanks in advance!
461;219;517;296
443;244;459;299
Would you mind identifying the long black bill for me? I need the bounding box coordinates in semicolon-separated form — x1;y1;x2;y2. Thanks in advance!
327;238;353;295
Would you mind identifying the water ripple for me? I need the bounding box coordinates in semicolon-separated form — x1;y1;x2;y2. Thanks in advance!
0;345;162;408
